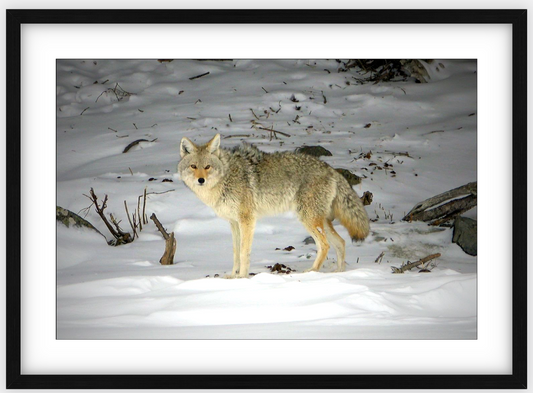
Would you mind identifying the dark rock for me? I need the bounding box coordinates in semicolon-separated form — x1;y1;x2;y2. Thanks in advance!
268;263;295;274
303;236;315;245
360;191;373;206
295;145;332;157
335;168;362;186
452;216;477;256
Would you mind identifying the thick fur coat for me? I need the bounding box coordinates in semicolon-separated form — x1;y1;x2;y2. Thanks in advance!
178;134;369;278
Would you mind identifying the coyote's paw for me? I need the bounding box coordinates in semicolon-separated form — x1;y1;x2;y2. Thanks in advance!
334;262;346;273
224;269;240;279
304;267;319;273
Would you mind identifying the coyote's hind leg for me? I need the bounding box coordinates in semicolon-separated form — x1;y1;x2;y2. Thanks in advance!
324;219;346;272
301;217;330;272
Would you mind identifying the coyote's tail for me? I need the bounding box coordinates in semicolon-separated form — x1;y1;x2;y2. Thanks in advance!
332;177;370;242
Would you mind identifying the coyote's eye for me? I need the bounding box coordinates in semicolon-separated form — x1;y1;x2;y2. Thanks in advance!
190;164;197;169
205;165;211;170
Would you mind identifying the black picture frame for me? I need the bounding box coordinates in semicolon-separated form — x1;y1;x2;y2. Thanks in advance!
6;9;527;389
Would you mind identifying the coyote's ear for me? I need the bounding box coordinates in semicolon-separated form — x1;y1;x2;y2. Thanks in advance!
180;137;196;157
206;133;221;154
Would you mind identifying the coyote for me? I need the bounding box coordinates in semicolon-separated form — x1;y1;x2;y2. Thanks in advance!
178;134;369;278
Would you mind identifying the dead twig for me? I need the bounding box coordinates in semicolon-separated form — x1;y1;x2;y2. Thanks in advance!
189;72;210;80
85;188;132;245
132;211;138;238
95;91;106;102
96;83;135;103
146;189;175;195
137;195;142;232
124;201;138;239
78;202;93;219
381;150;413;158
123;139;148;153
391;253;441;274
257;126;291;138
142;187;148;225
223;134;251;139
109;214;124;235
123;138;158;153
250;108;260;120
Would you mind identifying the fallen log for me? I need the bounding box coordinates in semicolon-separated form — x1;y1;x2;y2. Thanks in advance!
56;206;107;241
402;182;476;225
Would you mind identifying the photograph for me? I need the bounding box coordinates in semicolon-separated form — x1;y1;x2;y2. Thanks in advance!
56;58;478;340
7;7;527;389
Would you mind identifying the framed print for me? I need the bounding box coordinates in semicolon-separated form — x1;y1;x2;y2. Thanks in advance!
6;9;527;389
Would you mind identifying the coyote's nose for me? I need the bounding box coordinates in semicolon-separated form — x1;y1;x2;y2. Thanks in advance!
198;178;205;184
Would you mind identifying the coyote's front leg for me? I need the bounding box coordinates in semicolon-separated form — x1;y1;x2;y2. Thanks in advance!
225;220;241;279
237;215;256;278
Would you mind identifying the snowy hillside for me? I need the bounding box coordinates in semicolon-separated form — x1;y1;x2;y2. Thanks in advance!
57;59;477;339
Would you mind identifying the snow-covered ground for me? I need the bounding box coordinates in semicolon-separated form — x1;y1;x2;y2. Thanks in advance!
57;59;477;339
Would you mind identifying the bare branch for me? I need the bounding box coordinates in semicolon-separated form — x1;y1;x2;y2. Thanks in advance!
223;134;251;139
189;72;210;80
391;253;441;274
137;195;142;231
150;213;170;240
124;201;138;239
257;126;291;138
150;213;176;265
142;187;148;225
86;188;133;245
